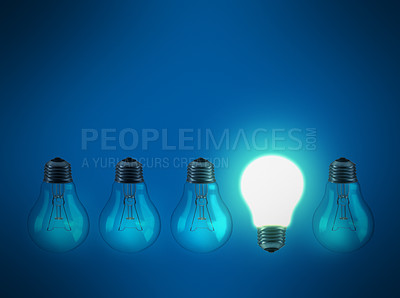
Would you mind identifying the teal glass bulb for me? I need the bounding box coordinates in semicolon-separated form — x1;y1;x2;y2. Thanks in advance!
99;158;160;253
313;158;374;253
171;158;232;253
28;158;90;253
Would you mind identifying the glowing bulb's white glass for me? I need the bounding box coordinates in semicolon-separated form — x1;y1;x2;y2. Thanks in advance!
241;156;304;227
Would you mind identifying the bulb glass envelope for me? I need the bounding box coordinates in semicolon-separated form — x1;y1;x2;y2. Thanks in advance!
241;155;304;227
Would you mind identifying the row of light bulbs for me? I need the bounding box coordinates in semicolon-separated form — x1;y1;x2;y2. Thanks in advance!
28;155;374;254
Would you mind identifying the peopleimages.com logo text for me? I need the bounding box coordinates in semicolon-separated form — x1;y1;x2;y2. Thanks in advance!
81;128;317;151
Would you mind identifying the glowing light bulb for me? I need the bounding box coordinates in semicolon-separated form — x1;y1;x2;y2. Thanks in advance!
28;158;90;253
99;158;161;253
312;158;374;253
171;158;232;253
241;155;304;252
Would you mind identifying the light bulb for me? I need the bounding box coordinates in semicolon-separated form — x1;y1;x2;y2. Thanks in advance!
241;155;304;252
28;158;90;253
171;158;232;253
99;158;161;253
312;158;374;253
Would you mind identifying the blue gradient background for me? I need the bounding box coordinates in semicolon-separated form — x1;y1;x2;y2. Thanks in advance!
1;1;399;297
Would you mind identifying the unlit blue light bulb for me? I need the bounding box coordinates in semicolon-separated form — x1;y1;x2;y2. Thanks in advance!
28;158;90;253
99;158;160;253
171;158;232;253
313;158;374;253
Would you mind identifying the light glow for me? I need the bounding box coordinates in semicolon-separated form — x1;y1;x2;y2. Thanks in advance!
241;155;304;227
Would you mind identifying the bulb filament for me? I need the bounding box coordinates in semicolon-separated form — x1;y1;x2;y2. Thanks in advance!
332;184;356;231
119;184;143;231
47;184;71;231
190;184;214;232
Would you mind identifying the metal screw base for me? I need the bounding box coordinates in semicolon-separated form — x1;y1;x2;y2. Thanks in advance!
187;158;216;184
43;157;72;183
257;226;286;253
329;157;357;183
115;157;144;183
